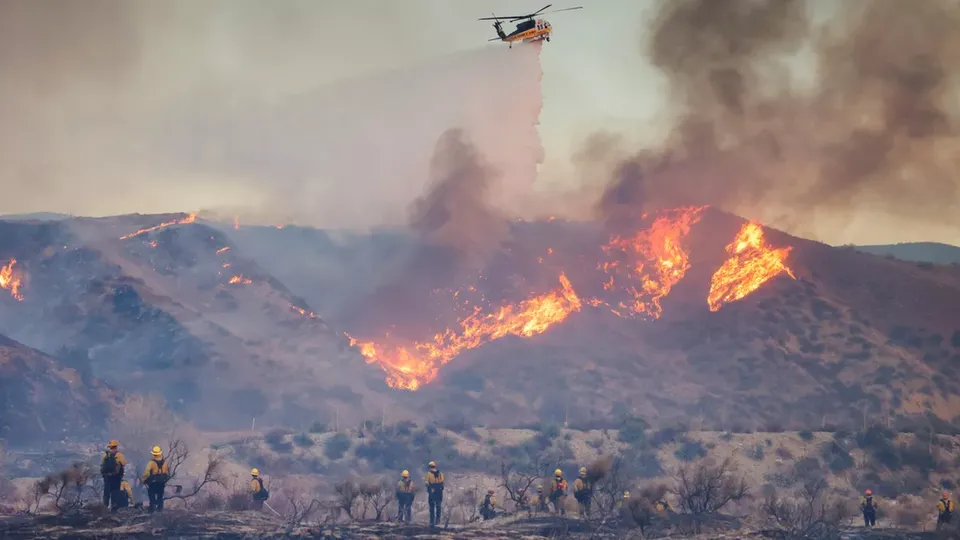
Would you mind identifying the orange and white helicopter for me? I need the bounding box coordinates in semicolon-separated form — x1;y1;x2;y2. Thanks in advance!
479;4;583;48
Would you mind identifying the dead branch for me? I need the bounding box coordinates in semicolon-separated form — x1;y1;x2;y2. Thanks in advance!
760;477;853;540
672;457;749;533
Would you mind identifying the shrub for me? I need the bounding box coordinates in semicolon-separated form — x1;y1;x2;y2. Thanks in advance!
776;447;795;460
674;440;708;462
748;444;765;461
309;422;327;434
325;433;352;460
649;427;681;448
617;415;648;445
798;430;814;441
293;433;314;448
265;429;287;446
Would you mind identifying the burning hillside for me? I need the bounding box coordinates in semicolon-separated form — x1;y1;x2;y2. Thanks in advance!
346;206;797;391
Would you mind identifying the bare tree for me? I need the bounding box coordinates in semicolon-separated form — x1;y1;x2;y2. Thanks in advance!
588;456;628;519
34;463;96;514
500;459;551;512
358;478;393;521
334;479;360;521
162;440;226;505
452;487;480;525
672;457;749;533
760;478;853;540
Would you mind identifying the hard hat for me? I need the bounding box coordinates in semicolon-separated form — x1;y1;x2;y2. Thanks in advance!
151;446;162;457
579;467;587;475
108;440;119;448
865;489;872;495
401;470;410;478
428;461;437;468
488;488;495;494
251;468;260;477
554;469;562;477
624;490;631;498
944;491;950;498
537;485;543;492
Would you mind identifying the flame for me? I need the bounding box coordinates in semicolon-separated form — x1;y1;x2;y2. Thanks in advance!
291;305;321;319
349;273;581;390
148;241;157;248
707;222;795;311
233;216;239;230
216;246;231;254
228;275;252;285
1;259;24;301
120;213;197;239
597;206;704;319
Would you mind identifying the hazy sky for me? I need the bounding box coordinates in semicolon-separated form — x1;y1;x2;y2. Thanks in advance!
1;0;957;246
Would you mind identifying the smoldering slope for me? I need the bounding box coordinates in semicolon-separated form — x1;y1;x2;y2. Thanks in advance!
158;44;545;230
587;0;960;245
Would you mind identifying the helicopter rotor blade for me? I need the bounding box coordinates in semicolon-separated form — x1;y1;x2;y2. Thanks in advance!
539;6;583;15
479;15;530;20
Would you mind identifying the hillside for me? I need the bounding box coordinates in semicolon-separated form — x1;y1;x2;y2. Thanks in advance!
858;242;960;265
0;333;119;444
227;208;960;431
3;209;960;434
0;215;393;432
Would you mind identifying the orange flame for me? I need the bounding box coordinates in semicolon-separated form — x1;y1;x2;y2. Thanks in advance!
597;206;704;319
707;222;795;311
216;246;231;254
290;305;321;319
349;273;581;390
228;275;252;285
120;213;197;239
1;259;24;301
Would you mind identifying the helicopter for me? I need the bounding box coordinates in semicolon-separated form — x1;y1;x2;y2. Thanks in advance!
478;4;583;48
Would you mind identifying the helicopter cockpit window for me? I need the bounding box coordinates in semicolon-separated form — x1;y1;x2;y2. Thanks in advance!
517;19;535;32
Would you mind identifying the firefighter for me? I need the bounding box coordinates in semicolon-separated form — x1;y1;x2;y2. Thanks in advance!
396;470;414;523
141;446;170;513
620;490;630;509
531;485;548;514
549;469;567;516
110;476;135;512
860;489;877;527
480;488;498;520
250;468;270;510
100;440;126;508
516;487;530;513
573;467;593;518
425;461;445;527
938;491;955;530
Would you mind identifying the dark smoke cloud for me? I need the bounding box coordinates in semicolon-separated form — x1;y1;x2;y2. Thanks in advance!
348;128;509;337
594;0;960;240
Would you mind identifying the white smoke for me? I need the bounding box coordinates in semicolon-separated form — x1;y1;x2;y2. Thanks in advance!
158;44;545;229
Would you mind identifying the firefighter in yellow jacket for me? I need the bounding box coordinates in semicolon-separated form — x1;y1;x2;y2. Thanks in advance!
549;469;567;516
480;488;498;520
425;461;445;527
250;468;270;510
141;446;170;513
938;491;955;530
100;440;127;508
573;467;594;518
396;470;414;523
110;477;135;511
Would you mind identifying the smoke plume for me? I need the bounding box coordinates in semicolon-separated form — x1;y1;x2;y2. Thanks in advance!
346;128;509;337
593;0;960;241
0;1;544;231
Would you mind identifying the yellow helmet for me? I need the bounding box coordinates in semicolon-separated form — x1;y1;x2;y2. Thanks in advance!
151;446;162;457
107;439;119;448
554;469;562;477
537;485;543;492
428;461;437;468
251;468;260;477
624;490;631;498
579;467;587;475
401;470;410;478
